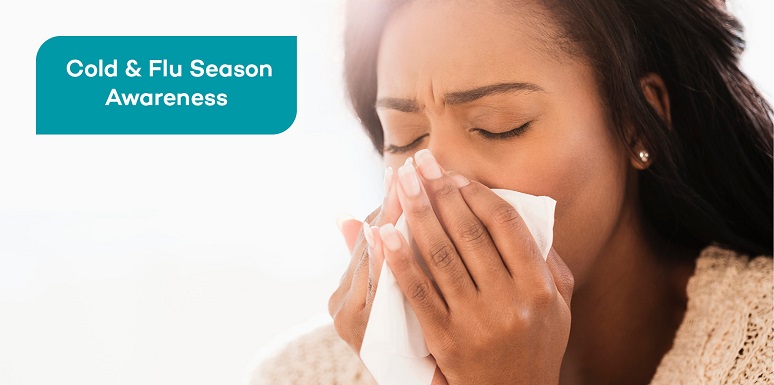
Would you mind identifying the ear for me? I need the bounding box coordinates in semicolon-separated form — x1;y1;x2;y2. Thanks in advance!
629;72;672;170
640;72;671;126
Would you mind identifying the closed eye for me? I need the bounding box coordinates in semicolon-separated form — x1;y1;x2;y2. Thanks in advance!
384;133;429;154
472;121;531;140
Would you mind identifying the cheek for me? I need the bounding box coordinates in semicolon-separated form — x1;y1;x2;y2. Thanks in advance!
492;105;627;286
539;121;628;286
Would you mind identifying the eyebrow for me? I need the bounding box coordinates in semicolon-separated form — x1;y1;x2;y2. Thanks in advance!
375;82;544;112
375;97;420;113
446;82;544;104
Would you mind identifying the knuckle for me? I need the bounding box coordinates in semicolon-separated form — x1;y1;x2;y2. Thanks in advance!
493;204;521;227
359;247;370;266
408;201;434;220
429;242;455;268
530;283;557;309
502;307;530;331
432;180;457;199
456;221;487;245
366;277;375;298
411;280;431;302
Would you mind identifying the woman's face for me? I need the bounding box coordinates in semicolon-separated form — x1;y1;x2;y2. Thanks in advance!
376;0;636;287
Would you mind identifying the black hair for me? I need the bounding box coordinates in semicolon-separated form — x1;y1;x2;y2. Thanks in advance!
343;0;773;258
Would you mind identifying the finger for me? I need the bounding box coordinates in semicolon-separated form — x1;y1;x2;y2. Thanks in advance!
329;215;372;318
380;166;403;226
414;149;509;289
341;167;400;295
360;167;401;230
340;195;390;284
396;157;476;301
365;226;385;309
380;223;447;331
545;248;574;307
347;221;375;310
337;215;362;254
330;167;401;317
456;179;549;282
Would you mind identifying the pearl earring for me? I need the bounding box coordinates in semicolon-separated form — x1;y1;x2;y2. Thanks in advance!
638;150;650;163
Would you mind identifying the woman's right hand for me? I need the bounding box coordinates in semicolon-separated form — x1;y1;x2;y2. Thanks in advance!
328;167;401;354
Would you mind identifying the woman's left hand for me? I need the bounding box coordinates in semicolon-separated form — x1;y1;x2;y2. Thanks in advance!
377;150;574;385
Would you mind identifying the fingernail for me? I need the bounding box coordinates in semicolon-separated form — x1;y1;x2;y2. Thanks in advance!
379;224;402;251
336;214;354;231
398;157;421;196
383;166;394;194
362;221;374;247
370;226;382;259
449;173;470;188
414;149;443;180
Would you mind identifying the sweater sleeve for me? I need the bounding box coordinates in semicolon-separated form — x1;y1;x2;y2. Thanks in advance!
247;323;378;385
650;245;773;385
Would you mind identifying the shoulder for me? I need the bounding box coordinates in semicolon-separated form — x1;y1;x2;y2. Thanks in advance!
692;244;772;284
651;245;773;385
246;322;377;385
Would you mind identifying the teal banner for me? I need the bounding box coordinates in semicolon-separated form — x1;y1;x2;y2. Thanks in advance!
36;36;297;134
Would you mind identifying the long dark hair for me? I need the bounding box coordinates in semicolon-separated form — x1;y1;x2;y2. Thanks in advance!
343;0;773;258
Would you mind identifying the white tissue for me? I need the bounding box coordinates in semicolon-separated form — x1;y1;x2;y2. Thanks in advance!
359;188;557;385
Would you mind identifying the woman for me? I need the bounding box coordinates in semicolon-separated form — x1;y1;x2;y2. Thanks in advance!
251;0;773;383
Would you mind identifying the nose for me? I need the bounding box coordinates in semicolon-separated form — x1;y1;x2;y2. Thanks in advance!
424;132;478;182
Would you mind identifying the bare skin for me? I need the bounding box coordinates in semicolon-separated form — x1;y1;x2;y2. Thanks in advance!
329;1;698;384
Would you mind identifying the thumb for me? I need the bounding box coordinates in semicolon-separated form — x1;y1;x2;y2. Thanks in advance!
337;215;363;254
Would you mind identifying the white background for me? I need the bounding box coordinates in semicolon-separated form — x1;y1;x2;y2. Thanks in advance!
0;1;770;385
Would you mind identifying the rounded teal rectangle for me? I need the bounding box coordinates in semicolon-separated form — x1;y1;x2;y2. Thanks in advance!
36;36;297;134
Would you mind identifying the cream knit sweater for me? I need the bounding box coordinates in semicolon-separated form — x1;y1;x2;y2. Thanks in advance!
248;245;773;385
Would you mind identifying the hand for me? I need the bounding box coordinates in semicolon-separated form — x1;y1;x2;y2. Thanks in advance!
328;167;402;354
379;150;574;385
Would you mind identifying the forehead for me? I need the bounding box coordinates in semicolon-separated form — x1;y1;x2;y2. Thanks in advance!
376;0;570;101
